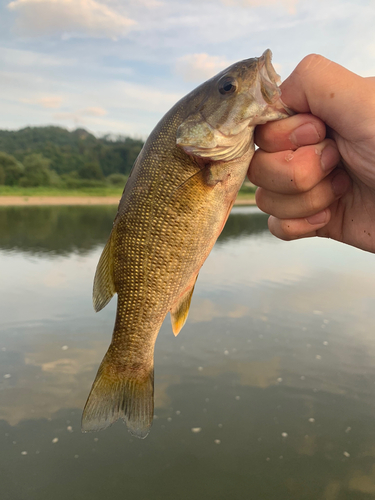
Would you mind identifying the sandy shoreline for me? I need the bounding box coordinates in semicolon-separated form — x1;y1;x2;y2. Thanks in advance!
0;196;256;206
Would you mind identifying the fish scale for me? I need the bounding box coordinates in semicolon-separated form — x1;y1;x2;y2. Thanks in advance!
82;49;291;438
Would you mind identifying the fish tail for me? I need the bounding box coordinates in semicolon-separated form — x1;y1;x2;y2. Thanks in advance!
81;350;154;439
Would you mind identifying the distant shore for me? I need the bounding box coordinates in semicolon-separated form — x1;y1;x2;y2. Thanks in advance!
0;196;257;206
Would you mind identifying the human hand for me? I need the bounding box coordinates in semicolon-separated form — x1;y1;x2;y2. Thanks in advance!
249;54;375;253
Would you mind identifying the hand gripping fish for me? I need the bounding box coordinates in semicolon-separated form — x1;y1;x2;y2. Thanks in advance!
82;50;290;438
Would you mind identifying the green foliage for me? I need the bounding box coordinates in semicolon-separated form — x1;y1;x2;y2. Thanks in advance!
19;153;52;187
0;127;144;184
0;152;24;186
78;162;104;180
107;173;127;186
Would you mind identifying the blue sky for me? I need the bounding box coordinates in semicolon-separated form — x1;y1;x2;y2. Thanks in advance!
1;0;374;137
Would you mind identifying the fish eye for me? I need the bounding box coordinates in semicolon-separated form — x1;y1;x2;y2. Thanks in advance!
218;76;238;95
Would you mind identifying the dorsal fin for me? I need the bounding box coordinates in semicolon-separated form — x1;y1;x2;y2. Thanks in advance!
170;276;198;336
93;229;116;312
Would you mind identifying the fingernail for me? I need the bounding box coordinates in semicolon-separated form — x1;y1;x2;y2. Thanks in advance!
290;123;320;147
320;145;339;172
306;210;327;225
331;170;350;197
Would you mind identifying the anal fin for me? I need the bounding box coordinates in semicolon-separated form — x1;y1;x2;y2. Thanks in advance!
93;228;116;312
170;276;198;336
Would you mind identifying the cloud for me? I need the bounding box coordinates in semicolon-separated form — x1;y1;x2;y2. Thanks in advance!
220;0;298;14
20;96;63;108
7;0;136;39
53;106;107;123
174;53;233;82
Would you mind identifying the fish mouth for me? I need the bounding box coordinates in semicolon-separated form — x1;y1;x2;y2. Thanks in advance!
258;49;294;116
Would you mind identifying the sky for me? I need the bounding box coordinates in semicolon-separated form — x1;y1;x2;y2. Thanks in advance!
0;0;375;138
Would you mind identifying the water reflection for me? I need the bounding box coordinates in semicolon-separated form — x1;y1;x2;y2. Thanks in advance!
1;205;375;499
0;205;268;255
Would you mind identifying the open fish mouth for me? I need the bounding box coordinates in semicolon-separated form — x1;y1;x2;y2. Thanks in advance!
258;49;294;116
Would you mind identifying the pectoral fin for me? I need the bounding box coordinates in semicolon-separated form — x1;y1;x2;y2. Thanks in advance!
93;229;117;312
170;276;198;336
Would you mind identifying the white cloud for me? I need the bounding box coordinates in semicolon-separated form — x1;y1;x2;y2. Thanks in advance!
7;0;136;39
174;53;233;82
20;96;63;108
53;106;107;122
221;0;298;14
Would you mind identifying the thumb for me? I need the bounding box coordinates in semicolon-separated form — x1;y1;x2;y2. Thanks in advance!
280;54;369;141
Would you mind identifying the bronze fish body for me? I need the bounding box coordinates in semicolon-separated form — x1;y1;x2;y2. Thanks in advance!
82;50;289;438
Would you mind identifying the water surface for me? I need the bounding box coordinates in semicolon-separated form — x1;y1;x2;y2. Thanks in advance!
1;205;375;500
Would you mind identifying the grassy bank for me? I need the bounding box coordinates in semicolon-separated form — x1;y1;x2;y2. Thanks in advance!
0;186;124;197
0;183;256;205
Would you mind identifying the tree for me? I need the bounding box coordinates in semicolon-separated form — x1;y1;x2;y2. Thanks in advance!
19;154;52;187
78;162;104;180
0;152;24;185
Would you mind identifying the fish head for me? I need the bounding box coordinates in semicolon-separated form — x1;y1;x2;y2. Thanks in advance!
176;49;292;162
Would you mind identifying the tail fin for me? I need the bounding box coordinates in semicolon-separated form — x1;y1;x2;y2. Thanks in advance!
81;354;154;439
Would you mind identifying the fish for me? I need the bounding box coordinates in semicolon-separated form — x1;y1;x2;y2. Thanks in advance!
82;49;289;438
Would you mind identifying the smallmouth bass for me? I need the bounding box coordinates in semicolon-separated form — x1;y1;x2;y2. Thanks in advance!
82;49;289;438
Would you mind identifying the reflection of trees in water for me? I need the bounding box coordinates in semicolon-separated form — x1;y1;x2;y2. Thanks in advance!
218;211;268;243
0;206;116;255
0;206;268;255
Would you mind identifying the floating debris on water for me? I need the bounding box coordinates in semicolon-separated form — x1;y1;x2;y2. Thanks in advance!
281;432;288;438
191;428;202;433
94;438;99;442
343;451;350;458
3;374;11;379
1;347;6;351
218;424;223;428
308;418;315;423
300;376;306;380
198;367;203;371
266;457;270;461
313;310;323;315
224;350;229;355
167;417;172;422
345;427;351;433
214;439;221;445
61;345;68;351
323;341;328;346
21;451;27;455
67;426;73;432
277;378;283;383
176;411;181;415
316;355;322;360
74;455;79;459
52;438;59;444
235;396;240;400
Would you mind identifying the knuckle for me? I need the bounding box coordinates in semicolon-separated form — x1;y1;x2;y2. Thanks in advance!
306;189;321;214
298;54;329;74
293;168;312;192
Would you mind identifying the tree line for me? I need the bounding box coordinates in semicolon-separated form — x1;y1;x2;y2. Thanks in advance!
0;126;144;188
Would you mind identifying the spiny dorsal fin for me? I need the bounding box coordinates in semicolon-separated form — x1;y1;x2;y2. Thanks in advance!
170;276;198;336
93;230;116;312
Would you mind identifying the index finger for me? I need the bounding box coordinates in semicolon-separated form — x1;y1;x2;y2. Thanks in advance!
254;113;326;153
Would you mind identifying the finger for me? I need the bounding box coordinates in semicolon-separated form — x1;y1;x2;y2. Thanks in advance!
249;139;340;195
268;209;331;241
256;168;351;219
280;54;369;141
255;113;326;153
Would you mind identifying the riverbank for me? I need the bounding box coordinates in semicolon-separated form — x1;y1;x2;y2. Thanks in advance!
0;195;257;206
